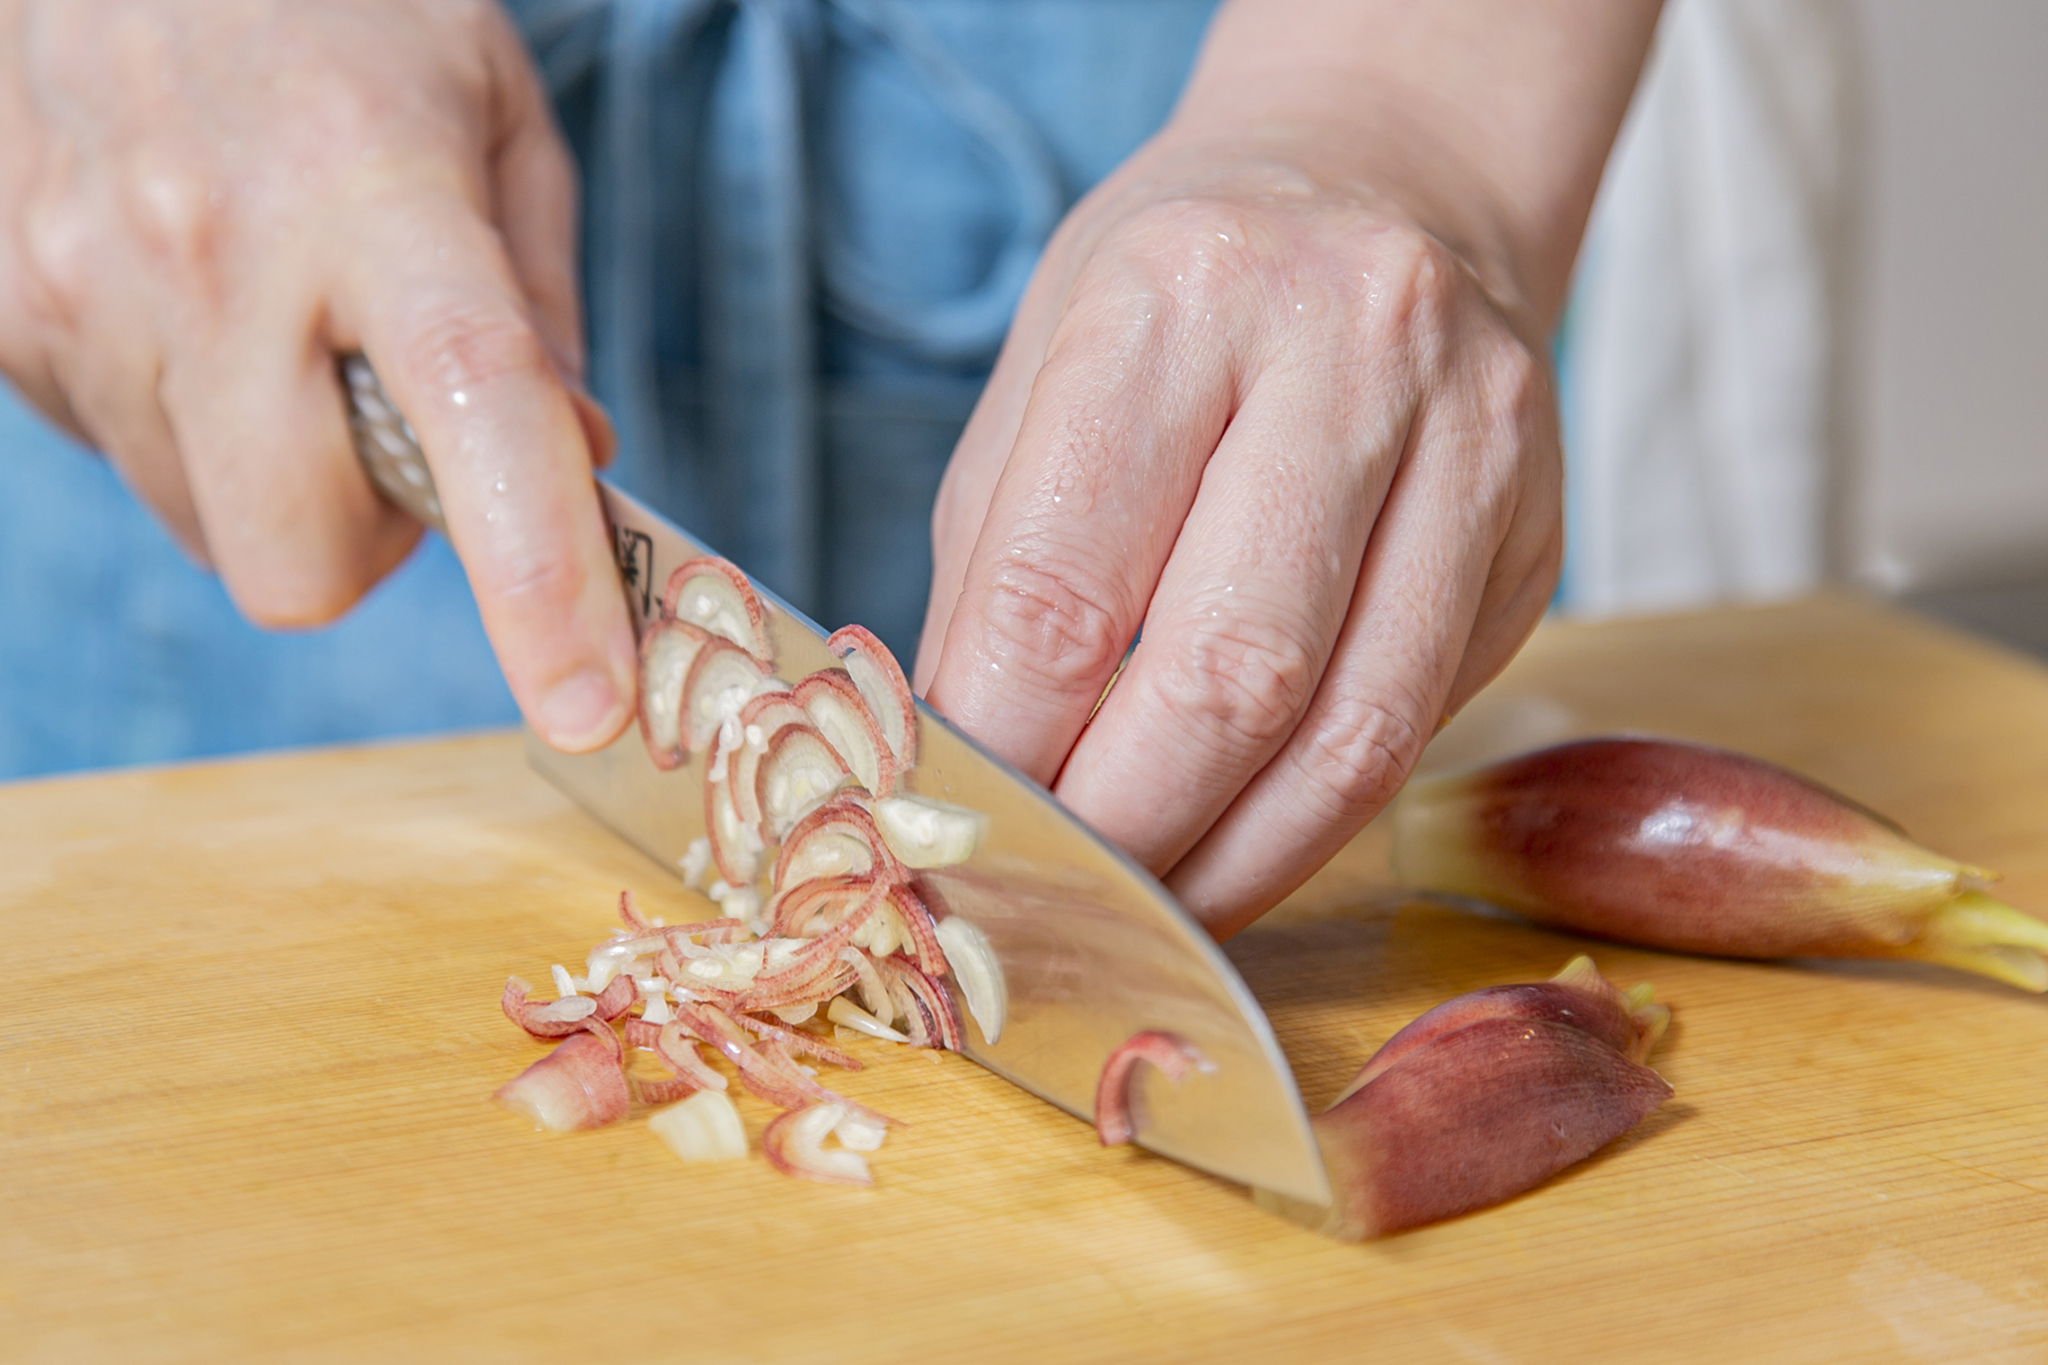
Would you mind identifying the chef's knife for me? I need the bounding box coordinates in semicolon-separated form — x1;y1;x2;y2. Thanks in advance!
343;355;1331;1206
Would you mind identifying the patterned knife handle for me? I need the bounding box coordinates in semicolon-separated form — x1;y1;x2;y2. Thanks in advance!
340;354;446;533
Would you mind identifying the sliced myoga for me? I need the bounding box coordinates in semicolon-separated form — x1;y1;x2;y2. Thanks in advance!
511;555;995;1185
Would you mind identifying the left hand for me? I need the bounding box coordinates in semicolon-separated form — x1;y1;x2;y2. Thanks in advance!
914;130;1564;938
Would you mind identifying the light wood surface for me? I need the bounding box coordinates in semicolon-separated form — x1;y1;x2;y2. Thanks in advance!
7;592;2048;1363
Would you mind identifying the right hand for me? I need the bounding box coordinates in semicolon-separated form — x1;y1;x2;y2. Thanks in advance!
0;0;638;752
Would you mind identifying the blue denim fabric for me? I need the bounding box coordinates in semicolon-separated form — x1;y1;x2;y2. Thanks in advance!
0;0;1219;778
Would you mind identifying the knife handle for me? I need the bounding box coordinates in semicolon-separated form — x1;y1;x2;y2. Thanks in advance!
340;354;447;534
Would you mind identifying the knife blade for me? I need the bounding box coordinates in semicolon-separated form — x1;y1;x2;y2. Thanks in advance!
344;355;1331;1206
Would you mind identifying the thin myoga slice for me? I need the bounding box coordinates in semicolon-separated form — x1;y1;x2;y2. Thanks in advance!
774;797;897;892
828;624;918;769
1094;1031;1212;1147
754;725;854;846
879;882;949;977
648;1090;748;1162
652;1019;730;1093
665;556;773;662
501;972;636;1038
501;977;596;1036
739;933;866;1010
584;933;667;992
833;1108;888;1153
737;960;861;1017
934;916;1005;1044
794;670;895;797
755;1038;892;1122
737;1012;865;1070
682;638;772;754
727;692;813;838
668;939;769;990
495;1024;629;1132
706;765;761;888
880;956;964;1051
763;1102;873;1186
770;875;883;940
838;944;896;1024
637;619;712;770
873;794;986;870
828;995;911;1044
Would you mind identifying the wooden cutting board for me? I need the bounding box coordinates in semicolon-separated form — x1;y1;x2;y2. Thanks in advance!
6;592;2048;1363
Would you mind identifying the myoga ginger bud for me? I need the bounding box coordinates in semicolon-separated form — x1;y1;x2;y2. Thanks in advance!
1392;738;2048;991
1259;958;1671;1241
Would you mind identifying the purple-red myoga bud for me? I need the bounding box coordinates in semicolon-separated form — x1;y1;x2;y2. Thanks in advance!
1333;954;1668;1102
1259;959;1672;1241
1253;961;1671;1236
1392;738;2048;991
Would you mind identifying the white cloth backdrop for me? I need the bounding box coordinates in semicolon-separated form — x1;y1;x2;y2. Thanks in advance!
1557;0;1850;617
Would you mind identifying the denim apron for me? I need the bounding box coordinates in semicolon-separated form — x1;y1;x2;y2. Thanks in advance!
0;0;1220;777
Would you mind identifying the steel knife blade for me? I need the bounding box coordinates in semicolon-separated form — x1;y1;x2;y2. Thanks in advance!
344;356;1331;1206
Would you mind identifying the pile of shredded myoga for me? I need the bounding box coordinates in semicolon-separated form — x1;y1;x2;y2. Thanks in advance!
492;555;999;1183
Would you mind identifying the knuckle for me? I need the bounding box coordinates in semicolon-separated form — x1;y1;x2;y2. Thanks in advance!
1111;197;1264;314
443;0;499;35
1152;617;1318;756
394;299;550;396
468;535;580;605
436;0;503;51
975;552;1130;692
20;197;97;320
228;563;368;630
1484;341;1553;434
295;70;388;154
1358;226;1462;341
1301;691;1429;819
122;153;226;288
434;0;510;94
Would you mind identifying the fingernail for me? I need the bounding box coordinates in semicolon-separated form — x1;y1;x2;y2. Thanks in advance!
538;668;627;752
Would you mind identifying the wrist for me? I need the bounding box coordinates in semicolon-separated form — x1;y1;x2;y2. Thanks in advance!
1151;0;1661;332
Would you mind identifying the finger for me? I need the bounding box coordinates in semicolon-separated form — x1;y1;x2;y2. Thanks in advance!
494;110;617;471
12;190;212;561
914;198;1132;692
161;302;421;627
1050;357;1416;873
54;341;213;564
476;12;616;472
913;329;1041;694
1166;342;1555;936
922;259;1243;784
1442;490;1561;718
0;337;92;451
482;11;583;381
335;195;638;753
912;253;1081;694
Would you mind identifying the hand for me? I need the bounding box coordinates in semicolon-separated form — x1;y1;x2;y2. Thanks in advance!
916;0;1659;936
0;0;637;751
